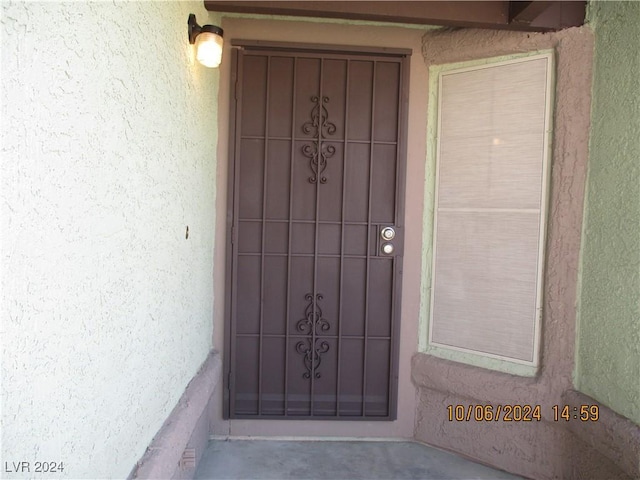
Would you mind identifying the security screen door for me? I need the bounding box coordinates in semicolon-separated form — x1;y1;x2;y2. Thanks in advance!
225;42;409;419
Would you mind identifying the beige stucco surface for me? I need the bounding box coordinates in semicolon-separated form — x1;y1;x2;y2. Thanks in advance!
576;0;640;426
1;2;220;477
412;26;614;479
211;16;430;438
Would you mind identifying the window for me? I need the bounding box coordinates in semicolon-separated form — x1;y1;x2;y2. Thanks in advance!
429;53;553;366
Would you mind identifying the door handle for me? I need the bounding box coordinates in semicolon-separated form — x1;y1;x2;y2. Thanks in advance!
381;243;395;255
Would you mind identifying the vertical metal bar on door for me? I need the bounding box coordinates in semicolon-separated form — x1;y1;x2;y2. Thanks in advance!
258;56;272;415
229;50;245;418
362;61;377;416
389;60;403;415
310;58;325;415
284;57;297;417
336;59;350;416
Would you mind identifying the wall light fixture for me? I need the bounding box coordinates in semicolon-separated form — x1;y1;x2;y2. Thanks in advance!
188;14;224;68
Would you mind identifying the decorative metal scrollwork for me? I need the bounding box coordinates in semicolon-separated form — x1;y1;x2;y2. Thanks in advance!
301;96;336;184
296;293;330;379
297;294;330;334
296;339;330;380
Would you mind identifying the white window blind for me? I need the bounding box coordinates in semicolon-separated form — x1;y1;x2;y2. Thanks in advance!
429;54;553;365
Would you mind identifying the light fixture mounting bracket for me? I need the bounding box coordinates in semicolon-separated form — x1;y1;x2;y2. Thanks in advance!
188;14;200;44
188;14;223;44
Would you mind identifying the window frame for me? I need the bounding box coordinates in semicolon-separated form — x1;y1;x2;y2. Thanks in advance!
426;52;554;368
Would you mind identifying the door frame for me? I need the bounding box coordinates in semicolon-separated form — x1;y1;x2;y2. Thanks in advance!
223;40;411;420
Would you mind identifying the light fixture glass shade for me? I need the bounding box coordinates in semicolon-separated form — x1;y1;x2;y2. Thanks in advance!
195;32;223;68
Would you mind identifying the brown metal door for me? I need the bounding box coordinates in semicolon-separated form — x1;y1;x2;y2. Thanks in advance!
225;43;409;419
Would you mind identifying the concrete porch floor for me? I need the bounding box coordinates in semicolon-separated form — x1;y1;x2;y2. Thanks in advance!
194;440;524;480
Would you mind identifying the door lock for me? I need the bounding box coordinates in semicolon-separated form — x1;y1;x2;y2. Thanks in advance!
381;226;395;241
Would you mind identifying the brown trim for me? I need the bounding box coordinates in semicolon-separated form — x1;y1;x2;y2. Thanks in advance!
207;1;585;32
207;1;509;28
231;39;412;57
509;1;553;25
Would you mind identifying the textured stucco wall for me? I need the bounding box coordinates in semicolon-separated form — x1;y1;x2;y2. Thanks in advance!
1;2;219;478
413;26;605;479
576;0;640;426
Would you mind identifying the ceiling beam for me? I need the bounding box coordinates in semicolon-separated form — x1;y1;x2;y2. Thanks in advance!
509;1;553;25
205;1;585;32
205;1;511;30
529;1;587;31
